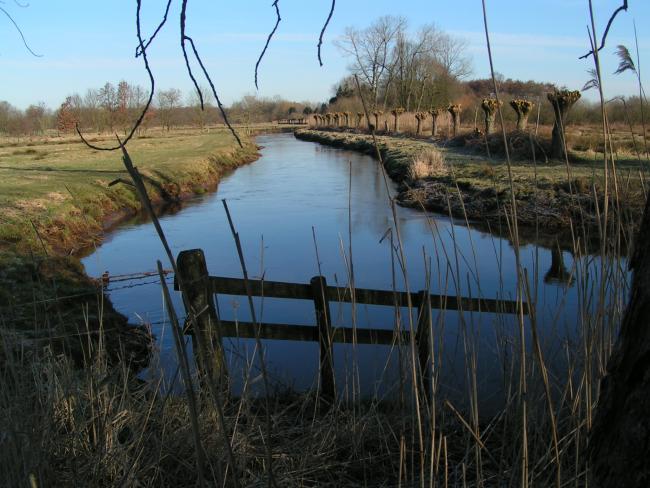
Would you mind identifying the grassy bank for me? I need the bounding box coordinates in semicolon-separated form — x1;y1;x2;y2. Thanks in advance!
295;128;644;244
0;128;258;365
0;128;259;255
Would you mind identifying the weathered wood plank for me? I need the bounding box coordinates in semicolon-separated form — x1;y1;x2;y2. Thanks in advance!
210;276;313;300
219;321;411;345
209;276;526;315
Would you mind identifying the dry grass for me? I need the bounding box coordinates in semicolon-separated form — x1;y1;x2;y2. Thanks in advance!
409;147;447;179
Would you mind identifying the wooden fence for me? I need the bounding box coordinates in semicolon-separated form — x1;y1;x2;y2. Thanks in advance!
175;249;528;400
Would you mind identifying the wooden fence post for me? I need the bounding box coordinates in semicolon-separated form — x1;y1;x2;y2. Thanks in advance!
177;249;228;388
416;290;433;396
311;275;335;403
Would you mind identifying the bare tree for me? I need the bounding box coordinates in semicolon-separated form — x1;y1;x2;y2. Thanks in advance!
437;33;472;80
24;102;47;135
99;82;118;131
481;98;502;134
157;88;182;131
188;86;214;131
547;89;581;160
510;99;535;131
386;24;440;111
336;16;406;109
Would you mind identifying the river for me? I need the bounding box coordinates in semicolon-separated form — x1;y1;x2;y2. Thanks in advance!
82;133;623;409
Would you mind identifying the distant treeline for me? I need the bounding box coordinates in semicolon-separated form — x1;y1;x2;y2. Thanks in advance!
0;79;646;138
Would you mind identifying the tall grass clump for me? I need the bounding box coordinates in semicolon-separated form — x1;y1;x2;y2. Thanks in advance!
409;147;447;179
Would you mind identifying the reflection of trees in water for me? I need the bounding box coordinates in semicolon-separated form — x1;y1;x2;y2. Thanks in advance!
345;153;444;242
544;244;575;287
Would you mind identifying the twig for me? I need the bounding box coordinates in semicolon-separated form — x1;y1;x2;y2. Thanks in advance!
135;0;172;57
157;260;207;488
183;34;243;147
180;0;205;109
255;1;281;90
76;0;159;151
578;0;628;60
222;199;277;488
0;5;41;57
317;0;335;66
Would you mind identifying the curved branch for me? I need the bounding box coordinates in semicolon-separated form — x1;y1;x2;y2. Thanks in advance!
0;5;41;57
579;0;628;60
180;0;204;109
317;0;335;67
136;0;172;58
179;1;241;147
183;35;242;147
254;0;281;90
77;0;158;151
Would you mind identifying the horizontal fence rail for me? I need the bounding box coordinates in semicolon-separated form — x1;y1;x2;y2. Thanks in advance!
218;320;412;345
209;276;526;315
175;249;529;402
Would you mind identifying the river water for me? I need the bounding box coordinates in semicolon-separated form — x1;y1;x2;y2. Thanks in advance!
82;133;620;408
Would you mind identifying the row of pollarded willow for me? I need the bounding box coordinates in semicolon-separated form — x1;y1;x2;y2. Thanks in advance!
313;90;581;157
478;97;535;134
479;90;581;159
312;106;453;136
482;90;582;159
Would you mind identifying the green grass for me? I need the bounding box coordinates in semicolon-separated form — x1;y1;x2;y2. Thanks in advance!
0;128;259;255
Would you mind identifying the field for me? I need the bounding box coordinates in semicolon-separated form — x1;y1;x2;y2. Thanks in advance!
0;127;262;255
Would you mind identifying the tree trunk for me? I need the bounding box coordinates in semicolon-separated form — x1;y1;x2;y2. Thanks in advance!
393;114;399;132
516;113;529;131
431;115;438;137
416;118;421;135
550;117;565;160
451;113;460;137
590;194;650;486
484;111;496;135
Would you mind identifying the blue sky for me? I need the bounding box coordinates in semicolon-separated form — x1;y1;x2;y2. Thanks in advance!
2;0;649;109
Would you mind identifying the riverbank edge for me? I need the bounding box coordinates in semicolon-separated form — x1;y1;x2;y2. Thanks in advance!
1;136;261;366
294;128;640;246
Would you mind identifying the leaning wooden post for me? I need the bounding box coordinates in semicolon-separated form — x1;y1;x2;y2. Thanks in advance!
415;290;433;396
311;275;335;403
177;249;228;389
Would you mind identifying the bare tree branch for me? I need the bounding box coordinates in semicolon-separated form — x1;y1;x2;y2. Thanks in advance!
77;0;159;151
317;0;335;66
180;0;205;109
183;35;243;147
255;0;281;90
180;0;242;147
0;4;41;57
135;0;172;57
579;0;628;60
79;0;242;150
